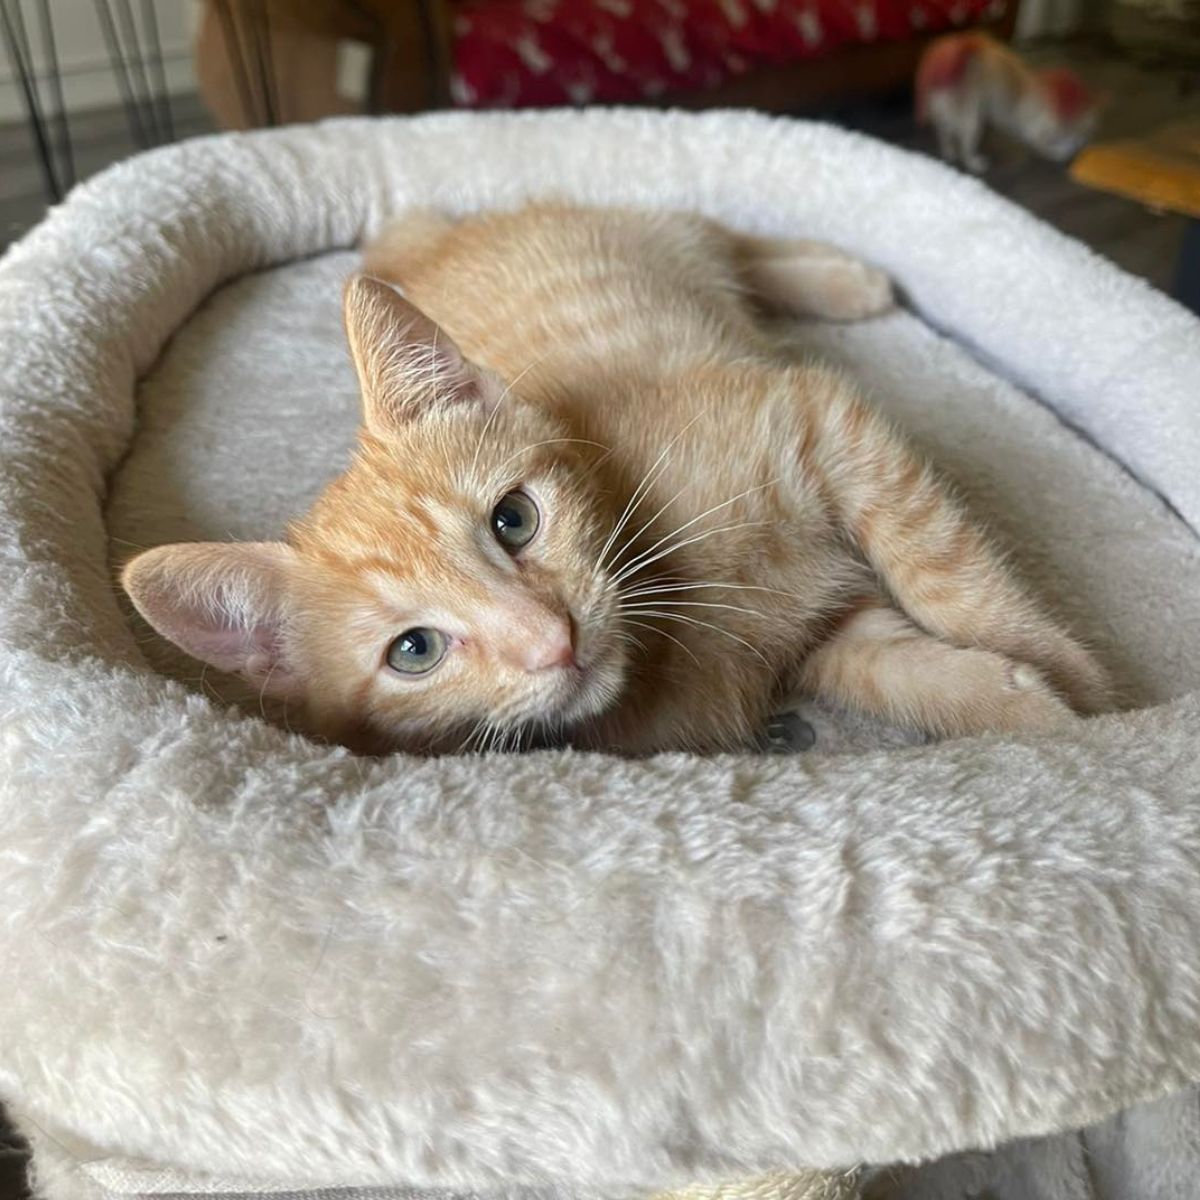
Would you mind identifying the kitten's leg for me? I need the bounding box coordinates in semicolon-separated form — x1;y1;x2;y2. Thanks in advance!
925;91;963;164
928;89;987;172
955;100;988;173
935;118;958;164
797;599;1078;738
734;234;894;322
802;372;1112;713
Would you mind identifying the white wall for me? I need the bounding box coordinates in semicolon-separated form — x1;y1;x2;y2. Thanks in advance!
0;0;199;123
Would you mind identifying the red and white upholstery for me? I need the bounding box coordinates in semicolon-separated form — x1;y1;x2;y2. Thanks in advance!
451;0;1009;107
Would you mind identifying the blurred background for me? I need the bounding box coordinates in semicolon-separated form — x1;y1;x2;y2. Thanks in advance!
1;1;1198;296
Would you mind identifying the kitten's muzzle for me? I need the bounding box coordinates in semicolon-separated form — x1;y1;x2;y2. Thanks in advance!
498;611;577;675
523;623;577;673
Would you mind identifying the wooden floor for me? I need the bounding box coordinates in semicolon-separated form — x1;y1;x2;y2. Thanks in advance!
0;39;1196;1200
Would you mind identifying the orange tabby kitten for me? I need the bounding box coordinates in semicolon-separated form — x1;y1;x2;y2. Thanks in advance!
122;205;1110;755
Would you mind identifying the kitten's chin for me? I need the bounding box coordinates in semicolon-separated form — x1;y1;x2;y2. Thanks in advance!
520;640;627;738
556;654;626;726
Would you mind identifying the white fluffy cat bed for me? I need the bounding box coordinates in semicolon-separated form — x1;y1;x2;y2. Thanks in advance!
3;110;1200;1200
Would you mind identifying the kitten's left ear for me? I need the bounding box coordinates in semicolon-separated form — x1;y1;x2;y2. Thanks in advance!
121;541;305;700
342;274;499;433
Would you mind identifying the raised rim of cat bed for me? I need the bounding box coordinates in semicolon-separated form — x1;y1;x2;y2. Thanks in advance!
1;110;1198;1197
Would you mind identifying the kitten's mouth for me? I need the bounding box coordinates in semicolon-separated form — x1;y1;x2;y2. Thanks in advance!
546;659;604;720
536;636;626;728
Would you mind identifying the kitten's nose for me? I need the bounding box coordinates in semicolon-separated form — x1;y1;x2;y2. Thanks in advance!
523;622;576;673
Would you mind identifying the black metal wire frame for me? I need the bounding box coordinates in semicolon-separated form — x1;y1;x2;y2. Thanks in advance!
0;0;74;201
141;0;173;141
93;0;175;148
0;0;178;204
36;0;71;188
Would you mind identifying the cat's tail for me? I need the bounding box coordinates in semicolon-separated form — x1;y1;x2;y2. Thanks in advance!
732;233;894;322
361;210;457;283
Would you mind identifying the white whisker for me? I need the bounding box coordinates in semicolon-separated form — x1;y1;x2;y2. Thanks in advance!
612;520;771;586
606;484;690;578
430;324;441;404
619;580;796;601
470;351;552;482
615;629;648;657
625;609;771;667
622;617;701;665
458;716;489;755
620;599;764;618
257;665;277;720
611;479;778;585
596;410;707;572
498;437;611;470
596;453;672;572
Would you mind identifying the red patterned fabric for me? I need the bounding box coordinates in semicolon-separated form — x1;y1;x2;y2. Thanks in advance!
451;0;1010;107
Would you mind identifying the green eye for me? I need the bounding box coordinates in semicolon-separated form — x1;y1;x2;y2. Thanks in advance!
491;489;540;551
386;627;447;675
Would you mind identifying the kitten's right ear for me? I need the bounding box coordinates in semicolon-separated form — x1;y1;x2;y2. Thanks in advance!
121;541;303;698
342;274;499;433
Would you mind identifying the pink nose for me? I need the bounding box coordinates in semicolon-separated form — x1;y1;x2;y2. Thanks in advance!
522;623;577;673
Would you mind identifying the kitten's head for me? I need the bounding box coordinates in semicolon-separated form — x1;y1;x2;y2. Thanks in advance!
1025;68;1103;161
122;276;628;753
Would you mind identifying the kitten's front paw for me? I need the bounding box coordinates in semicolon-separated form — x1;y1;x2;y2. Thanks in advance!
761;709;817;754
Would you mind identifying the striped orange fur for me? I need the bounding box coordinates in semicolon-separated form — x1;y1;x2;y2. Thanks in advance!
122;205;1110;754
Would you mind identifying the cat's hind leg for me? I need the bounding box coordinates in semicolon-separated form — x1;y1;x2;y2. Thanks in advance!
801;373;1112;714
733;233;895;322
948;94;988;173
797;599;1078;738
925;88;987;172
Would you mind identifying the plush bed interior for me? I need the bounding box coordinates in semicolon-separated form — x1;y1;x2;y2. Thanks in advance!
106;250;1200;743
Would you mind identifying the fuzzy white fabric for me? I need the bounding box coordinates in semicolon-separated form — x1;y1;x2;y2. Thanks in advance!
2;110;1200;1200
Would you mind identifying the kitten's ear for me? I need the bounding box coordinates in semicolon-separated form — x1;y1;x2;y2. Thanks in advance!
122;541;303;698
342;274;498;432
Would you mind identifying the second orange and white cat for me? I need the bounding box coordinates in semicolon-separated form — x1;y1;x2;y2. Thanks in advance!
123;205;1110;755
916;32;1102;173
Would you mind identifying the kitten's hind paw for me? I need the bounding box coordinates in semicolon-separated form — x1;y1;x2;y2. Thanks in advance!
813;260;896;322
